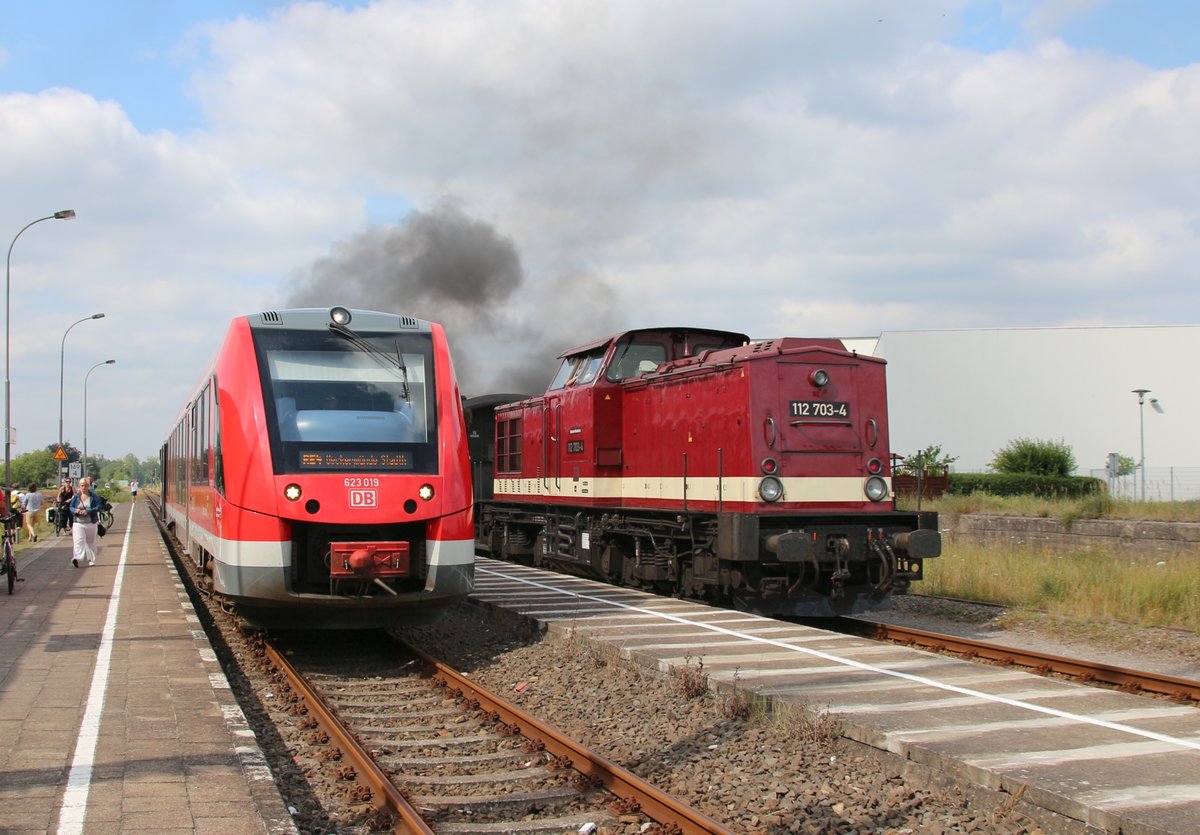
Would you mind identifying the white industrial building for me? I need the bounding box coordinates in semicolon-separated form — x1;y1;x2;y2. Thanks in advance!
851;325;1198;501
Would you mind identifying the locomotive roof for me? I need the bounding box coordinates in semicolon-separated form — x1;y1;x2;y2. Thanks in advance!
557;327;750;359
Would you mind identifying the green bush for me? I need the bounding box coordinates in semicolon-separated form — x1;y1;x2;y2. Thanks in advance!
991;437;1076;477
896;444;957;476
948;472;1105;499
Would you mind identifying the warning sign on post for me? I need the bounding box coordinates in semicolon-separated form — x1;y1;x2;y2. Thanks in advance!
53;446;68;461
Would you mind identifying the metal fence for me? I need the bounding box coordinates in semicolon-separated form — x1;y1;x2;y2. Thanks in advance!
1084;467;1200;502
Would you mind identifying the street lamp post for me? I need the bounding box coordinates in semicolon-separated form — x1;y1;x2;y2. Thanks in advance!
1131;388;1150;501
5;209;76;493
60;313;105;481
83;359;115;482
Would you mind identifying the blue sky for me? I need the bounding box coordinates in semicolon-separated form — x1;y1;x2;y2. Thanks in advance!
1;1;1198;464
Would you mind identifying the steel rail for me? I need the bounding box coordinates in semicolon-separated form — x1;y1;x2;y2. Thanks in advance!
260;640;435;835
842;619;1200;704
397;638;736;835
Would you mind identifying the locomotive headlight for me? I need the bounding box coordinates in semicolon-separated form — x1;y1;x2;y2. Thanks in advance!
329;306;352;325
809;368;830;388
759;476;783;502
418;483;435;501
284;483;302;501
864;476;888;502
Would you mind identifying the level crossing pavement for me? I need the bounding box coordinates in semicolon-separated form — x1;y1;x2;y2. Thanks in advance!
0;499;296;834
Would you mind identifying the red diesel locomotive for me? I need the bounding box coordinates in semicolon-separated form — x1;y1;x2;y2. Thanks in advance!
160;307;474;628
467;326;940;617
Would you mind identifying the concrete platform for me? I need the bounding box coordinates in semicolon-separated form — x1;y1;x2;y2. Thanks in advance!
0;500;296;834
470;558;1200;835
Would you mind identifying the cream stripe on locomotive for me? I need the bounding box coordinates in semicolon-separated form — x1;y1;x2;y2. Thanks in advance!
494;475;891;504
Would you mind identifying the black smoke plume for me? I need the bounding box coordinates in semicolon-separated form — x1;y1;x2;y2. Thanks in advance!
285;200;620;396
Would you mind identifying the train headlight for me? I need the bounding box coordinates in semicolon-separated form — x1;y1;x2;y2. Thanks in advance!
809;368;830;387
759;476;783;503
329;306;352;325
864;476;888;502
418;484;435;501
284;483;302;501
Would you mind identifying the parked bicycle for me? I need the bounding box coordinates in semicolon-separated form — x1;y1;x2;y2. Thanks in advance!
2;511;22;594
96;495;114;530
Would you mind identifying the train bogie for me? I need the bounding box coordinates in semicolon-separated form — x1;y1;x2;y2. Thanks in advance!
467;327;940;617
161;307;473;629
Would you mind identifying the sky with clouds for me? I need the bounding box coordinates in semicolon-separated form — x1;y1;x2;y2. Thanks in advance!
1;0;1197;463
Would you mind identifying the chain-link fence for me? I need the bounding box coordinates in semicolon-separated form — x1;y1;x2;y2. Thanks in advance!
1084;467;1200;502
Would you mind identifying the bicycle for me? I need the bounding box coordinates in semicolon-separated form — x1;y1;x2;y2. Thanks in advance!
2;511;21;594
54;500;73;536
98;500;114;530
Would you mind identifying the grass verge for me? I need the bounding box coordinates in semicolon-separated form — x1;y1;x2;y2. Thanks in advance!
920;540;1200;632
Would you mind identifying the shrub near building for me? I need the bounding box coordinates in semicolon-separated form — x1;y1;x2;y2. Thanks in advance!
950;438;1104;498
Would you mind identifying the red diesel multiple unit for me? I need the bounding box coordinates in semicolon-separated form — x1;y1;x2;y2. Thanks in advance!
160;307;474;628
467;326;940;616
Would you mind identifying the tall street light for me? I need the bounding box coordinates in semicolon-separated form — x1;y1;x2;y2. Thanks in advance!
60;313;105;480
1131;388;1150;501
84;359;115;482
5;209;76;492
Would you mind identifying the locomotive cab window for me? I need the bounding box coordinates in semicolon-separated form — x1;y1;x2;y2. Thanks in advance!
254;327;438;474
548;348;605;390
607;341;667;381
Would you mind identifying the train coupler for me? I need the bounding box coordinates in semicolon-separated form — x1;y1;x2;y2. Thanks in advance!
328;541;411;580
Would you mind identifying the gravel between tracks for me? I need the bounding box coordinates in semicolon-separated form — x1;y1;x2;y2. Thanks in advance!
205;588;1198;834
400;602;1048;835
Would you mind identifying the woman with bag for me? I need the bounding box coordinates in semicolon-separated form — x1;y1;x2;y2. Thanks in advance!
69;479;102;567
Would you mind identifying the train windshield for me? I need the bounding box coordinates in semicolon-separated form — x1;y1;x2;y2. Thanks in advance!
254;327;438;474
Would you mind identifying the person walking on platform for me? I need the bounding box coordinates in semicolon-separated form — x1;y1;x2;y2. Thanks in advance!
69;479;102;567
56;479;74;533
130;479;138;501
21;484;44;542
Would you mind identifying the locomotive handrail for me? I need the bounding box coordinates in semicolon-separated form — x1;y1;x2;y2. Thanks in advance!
554;402;562;491
540;407;549;493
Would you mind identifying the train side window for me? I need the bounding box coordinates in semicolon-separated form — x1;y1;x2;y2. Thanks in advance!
212;377;225;496
606;342;667;381
496;417;522;473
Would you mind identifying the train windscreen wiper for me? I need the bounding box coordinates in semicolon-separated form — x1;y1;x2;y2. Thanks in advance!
328;322;411;401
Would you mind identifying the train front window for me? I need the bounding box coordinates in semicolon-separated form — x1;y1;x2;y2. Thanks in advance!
255;328;438;474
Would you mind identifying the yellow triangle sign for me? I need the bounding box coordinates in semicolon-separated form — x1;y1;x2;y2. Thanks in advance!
53;446;68;461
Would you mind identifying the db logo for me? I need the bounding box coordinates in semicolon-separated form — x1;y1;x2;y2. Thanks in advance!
348;489;378;508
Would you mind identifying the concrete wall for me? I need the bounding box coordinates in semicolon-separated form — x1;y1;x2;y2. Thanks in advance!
949;514;1200;557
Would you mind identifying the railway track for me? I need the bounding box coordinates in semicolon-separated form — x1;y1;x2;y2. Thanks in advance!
258;630;733;834
833;616;1200;705
147;495;731;834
